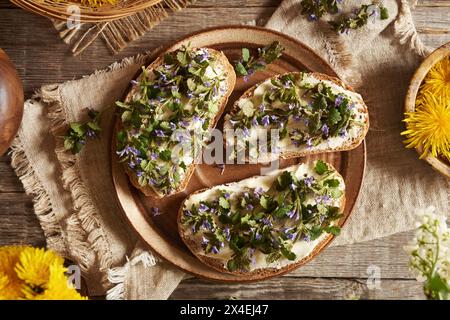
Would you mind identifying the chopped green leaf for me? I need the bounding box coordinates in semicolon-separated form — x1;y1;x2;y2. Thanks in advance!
315;160;328;175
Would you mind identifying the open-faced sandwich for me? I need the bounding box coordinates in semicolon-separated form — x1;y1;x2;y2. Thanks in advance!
224;72;369;162
178;160;345;276
115;46;236;198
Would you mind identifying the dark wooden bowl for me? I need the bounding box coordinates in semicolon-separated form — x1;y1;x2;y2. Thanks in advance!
0;49;24;156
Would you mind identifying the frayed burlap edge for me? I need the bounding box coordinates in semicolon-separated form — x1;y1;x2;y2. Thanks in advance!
9;134;68;256
41;51;159;295
53;0;196;55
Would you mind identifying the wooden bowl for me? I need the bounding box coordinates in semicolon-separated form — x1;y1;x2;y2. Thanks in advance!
0;49;24;156
10;0;165;23
405;42;450;178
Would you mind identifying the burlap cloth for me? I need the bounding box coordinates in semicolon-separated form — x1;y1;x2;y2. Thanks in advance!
10;0;449;299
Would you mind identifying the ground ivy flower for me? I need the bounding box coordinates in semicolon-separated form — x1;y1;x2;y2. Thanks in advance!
151;207;162;217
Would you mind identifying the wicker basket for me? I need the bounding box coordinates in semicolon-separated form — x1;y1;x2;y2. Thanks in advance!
11;0;168;23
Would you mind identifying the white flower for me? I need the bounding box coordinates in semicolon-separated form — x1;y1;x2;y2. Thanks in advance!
406;206;450;299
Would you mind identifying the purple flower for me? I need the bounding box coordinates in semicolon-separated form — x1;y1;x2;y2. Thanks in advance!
261;115;270;127
287;210;296;219
308;14;318;21
117;145;140;158
169;122;177;130
136;170;144;177
286;232;297;240
289;183;297;191
130;79;139;86
335;95;344;107
193;115;205;124
202;220;212;230
262;218;272;227
251;118;259;127
242;127;250;137
211;246;219;254
201;236;209;246
155;129;165;138
199;203;209;213
224;227;231;241
184;210;193;217
86;129;96;138
306;138;313;148
316;194;332;205
246;204;254;211
196;51;209;62
321;124;329;137
151;207;162;217
150;152;158;160
254;187;264;198
304;176;315;188
204;81;211;87
293;114;302;122
258;104;266;112
255;232;262;240
302;235;311;242
179;120;190;128
339;129;347;138
224;192;230;199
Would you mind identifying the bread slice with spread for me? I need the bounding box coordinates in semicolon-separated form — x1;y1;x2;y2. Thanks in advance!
224;72;369;162
115;46;236;198
178;160;345;276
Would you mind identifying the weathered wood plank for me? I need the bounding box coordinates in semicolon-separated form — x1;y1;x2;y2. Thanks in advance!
1;5;449;98
171;277;425;300
0;193;46;247
0;154;25;193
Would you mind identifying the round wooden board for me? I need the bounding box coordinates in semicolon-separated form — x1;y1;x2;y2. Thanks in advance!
111;26;366;282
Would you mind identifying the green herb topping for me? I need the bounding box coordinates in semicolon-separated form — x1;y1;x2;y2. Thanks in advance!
226;72;365;159
63;108;101;154
116;46;228;196
300;0;389;34
234;41;285;80
329;2;389;34
181;161;344;272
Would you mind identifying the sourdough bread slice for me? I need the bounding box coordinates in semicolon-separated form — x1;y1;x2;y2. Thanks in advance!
178;160;345;276
116;47;236;198
224;72;369;162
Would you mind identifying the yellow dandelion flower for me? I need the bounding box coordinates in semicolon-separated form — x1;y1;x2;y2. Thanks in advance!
421;57;450;100
15;247;64;289
0;246;26;300
402;92;450;161
30;264;87;300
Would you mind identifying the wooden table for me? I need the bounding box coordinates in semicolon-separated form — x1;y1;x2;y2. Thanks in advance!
0;0;449;300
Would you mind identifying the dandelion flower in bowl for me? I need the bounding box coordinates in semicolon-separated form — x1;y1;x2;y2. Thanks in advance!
421;57;450;100
402;92;450;162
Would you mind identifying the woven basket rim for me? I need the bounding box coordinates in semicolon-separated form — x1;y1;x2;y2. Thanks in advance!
11;0;166;22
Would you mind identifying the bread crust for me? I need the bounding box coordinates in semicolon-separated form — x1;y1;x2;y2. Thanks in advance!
224;72;369;162
177;162;346;277
117;48;236;198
